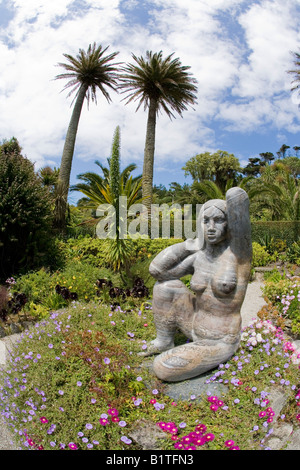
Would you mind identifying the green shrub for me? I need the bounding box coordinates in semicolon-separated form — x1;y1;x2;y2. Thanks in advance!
11;269;53;305
262;278;298;304
285;242;300;265
12;261;121;315
251;242;274;267
0;140;57;281
251;221;300;245
63;236;183;267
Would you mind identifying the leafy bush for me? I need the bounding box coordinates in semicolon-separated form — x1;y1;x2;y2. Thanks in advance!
262;278;297;304
63;236;183;267
251;242;274;267
0;140;58;280
285;242;300;265
251;221;300;245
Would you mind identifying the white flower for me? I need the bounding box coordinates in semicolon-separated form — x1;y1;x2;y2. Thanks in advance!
256;333;263;343
248;337;257;346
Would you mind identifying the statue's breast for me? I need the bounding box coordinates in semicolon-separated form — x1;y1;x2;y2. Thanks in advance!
190;250;237;298
211;269;237;297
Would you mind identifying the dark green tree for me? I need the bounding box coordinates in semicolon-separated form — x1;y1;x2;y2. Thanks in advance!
183;150;242;191
0;139;56;280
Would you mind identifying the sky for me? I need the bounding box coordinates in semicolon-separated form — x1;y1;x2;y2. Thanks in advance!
0;0;300;205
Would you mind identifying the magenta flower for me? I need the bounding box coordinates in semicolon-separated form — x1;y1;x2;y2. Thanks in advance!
210;404;219;411
204;433;215;442
40;417;48;424
225;440;235;448
108;408;119;417
68;442;78;450
99;418;109;426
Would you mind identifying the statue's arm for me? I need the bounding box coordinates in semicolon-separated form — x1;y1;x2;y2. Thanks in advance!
226;187;252;263
149;239;198;281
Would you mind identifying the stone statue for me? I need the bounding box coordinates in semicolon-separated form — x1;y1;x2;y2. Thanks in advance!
147;187;252;382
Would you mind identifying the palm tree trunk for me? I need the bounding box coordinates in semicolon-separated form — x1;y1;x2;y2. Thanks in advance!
142;97;157;213
53;84;87;231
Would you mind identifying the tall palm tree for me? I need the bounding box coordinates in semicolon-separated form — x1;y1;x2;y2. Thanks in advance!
53;42;120;230
119;50;198;211
288;51;300;103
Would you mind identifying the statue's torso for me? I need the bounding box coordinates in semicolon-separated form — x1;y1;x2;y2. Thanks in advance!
189;248;248;340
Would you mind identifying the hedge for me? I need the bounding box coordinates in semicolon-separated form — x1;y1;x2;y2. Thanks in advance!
251;221;300;245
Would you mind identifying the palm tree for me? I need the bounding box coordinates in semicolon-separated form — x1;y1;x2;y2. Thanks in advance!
288;51;300;104
53;42;120;230
119;50;198;211
247;162;300;221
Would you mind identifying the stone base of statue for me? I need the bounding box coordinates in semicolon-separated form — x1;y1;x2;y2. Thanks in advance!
148;187;252;382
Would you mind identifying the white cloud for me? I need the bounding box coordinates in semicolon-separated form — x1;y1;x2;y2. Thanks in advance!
0;0;299;179
234;0;300;99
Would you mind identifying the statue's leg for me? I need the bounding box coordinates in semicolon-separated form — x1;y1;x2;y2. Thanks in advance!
146;279;195;355
152;337;240;382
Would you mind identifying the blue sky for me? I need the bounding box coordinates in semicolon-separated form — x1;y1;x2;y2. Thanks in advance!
0;0;299;204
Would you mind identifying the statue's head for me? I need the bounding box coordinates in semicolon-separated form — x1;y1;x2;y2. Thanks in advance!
197;199;228;248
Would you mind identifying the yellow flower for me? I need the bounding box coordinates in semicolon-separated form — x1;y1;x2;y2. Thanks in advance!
73;276;76;280
69;286;72;289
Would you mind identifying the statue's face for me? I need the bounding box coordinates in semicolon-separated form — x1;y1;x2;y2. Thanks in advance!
203;206;227;245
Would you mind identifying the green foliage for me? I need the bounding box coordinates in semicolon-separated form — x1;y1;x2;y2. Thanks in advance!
0;140;57;280
251;242;274;267
285;242;300;264
62;236;183;268
263;278;298;305
262;276;300;336
11;261;120;316
183;150;242;191
251;221;300;245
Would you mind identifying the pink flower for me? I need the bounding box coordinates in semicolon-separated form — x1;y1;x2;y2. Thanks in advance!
68;442;78;450
259;411;267;418
40;417;48;424
224;440;235;448
99;418;109;426
203;433;215;442
210;404;219;411
195;424;207;433
108;408;118;417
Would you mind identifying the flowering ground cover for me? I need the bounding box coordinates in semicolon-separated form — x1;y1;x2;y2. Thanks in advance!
0;299;299;451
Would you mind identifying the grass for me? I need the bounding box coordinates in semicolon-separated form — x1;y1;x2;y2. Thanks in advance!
0;299;299;451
